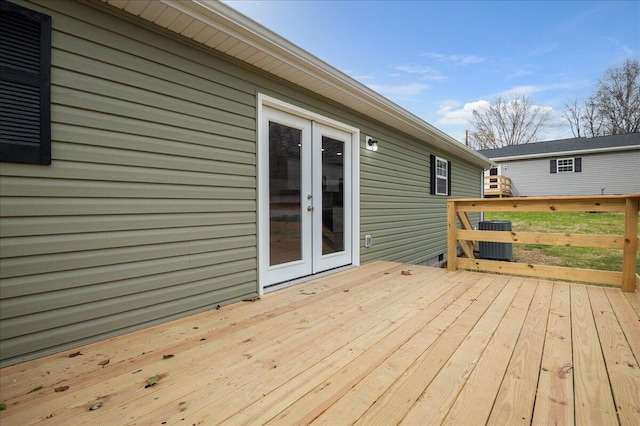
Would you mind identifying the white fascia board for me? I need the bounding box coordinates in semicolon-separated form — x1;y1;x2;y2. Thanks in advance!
490;145;640;162
194;1;489;165
145;1;491;169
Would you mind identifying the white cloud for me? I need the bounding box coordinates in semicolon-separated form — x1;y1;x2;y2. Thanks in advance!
605;37;638;57
393;65;447;81
510;69;534;79
502;85;542;96
423;52;486;65
367;83;429;98
498;80;591;97
435;98;575;143
436;100;490;125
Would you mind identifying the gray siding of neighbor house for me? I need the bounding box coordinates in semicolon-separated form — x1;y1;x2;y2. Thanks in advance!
501;150;640;197
0;0;483;366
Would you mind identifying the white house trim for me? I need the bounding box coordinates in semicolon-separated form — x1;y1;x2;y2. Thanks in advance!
490;144;640;162
103;0;490;170
256;94;360;295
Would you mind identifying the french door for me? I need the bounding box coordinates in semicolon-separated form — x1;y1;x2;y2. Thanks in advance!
261;106;352;287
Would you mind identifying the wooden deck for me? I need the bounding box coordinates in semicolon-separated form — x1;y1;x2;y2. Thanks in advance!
483;175;512;198
1;261;639;425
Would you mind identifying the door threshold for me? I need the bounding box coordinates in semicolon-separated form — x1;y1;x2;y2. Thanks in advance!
264;264;357;294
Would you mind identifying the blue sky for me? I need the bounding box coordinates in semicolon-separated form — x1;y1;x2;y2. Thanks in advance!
224;0;639;143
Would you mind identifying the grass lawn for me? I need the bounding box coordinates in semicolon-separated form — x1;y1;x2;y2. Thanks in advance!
483;211;640;273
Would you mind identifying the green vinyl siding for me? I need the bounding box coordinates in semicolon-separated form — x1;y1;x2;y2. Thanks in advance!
360;130;481;265
0;0;260;366
0;0;483;366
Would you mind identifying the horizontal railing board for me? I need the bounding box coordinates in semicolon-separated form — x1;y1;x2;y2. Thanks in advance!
448;194;639;290
456;258;622;286
454;198;627;213
457;229;625;249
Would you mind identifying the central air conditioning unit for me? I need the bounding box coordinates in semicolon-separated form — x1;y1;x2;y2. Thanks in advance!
478;220;512;261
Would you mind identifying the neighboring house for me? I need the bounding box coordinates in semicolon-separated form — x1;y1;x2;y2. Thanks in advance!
477;133;640;197
0;0;490;366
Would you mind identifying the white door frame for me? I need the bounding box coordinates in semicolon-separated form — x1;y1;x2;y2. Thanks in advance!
257;94;360;294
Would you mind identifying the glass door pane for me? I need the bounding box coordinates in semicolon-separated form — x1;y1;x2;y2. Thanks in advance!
269;121;302;266
321;136;344;255
312;122;351;273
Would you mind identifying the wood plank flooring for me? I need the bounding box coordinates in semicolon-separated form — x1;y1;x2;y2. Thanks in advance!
1;261;639;425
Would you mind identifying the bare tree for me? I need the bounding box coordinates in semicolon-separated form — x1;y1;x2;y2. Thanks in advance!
595;58;640;134
562;58;639;137
469;93;552;149
563;95;605;138
563;98;582;137
583;95;605;137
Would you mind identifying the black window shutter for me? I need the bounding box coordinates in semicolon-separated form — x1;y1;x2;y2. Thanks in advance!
429;154;436;194
0;0;52;165
574;157;582;172
550;159;557;174
447;160;452;196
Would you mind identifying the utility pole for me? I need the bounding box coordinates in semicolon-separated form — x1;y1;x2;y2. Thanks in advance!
465;130;469;146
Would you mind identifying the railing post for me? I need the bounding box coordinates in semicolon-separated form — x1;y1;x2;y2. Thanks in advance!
447;200;458;271
622;195;639;292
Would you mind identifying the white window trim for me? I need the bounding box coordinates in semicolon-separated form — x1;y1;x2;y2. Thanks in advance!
557;157;574;173
435;156;448;195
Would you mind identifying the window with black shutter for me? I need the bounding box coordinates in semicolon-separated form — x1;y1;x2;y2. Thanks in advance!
0;0;52;165
550;157;582;173
430;154;451;196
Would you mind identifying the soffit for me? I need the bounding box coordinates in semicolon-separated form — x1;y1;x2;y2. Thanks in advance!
102;0;491;168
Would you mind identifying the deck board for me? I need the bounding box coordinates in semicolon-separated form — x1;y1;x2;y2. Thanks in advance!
571;284;617;425
532;282;574;425
487;279;553;426
400;276;523;424
1;261;638;426
588;286;640;426
442;278;536;425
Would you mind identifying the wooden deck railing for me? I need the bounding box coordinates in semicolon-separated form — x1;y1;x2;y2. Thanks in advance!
483;175;512;197
447;194;640;292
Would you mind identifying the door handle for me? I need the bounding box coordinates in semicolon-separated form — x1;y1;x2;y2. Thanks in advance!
307;206;314;211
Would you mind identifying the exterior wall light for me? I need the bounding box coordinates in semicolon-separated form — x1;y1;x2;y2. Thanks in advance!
365;136;378;151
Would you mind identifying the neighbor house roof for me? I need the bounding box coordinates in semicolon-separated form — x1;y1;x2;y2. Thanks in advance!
477;133;640;161
101;0;491;169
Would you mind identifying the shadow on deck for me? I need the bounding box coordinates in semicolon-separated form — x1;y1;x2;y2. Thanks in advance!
1;261;639;425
